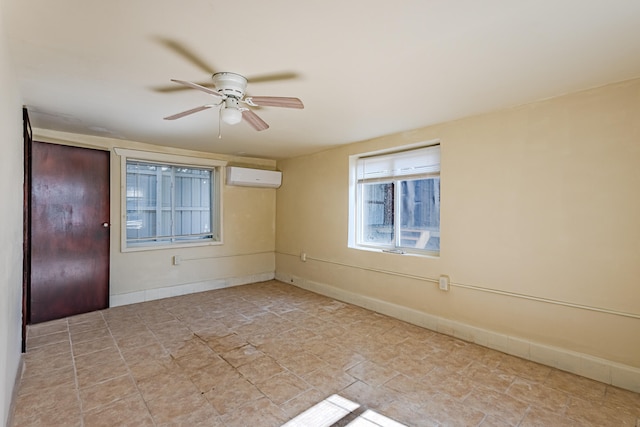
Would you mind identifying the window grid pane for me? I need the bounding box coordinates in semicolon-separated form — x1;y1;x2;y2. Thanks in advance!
126;160;215;246
398;177;440;251
361;182;394;245
355;144;440;254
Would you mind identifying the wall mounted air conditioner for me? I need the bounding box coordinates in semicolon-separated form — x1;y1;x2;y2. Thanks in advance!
226;166;282;188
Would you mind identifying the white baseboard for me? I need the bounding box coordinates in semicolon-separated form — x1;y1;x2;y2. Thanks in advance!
110;272;275;307
274;272;640;394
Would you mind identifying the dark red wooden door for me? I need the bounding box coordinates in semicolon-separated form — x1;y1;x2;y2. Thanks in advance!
30;141;110;323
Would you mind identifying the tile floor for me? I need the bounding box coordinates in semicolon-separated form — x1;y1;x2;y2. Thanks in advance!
10;280;640;427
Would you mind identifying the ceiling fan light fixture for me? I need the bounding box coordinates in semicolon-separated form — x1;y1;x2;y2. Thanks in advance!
165;72;303;131
220;107;243;125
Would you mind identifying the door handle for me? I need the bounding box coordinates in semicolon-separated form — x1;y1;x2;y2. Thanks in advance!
102;222;110;228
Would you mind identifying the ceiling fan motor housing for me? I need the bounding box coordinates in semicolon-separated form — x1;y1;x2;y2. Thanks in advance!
212;72;247;98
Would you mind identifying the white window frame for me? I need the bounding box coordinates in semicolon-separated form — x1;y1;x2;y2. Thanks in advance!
115;148;226;252
348;140;441;257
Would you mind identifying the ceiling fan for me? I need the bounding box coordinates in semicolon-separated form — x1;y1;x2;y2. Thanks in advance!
163;72;304;131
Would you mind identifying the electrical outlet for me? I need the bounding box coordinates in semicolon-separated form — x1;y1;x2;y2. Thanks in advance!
173;255;182;266
439;275;450;291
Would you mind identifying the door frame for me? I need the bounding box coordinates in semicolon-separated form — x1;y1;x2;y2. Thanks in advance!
21;108;32;353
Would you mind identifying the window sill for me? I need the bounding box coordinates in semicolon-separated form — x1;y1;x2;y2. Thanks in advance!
122;239;223;253
349;244;439;259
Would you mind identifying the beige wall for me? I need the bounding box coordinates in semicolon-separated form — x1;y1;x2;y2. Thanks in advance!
275;79;640;378
0;2;25;424
32;130;278;303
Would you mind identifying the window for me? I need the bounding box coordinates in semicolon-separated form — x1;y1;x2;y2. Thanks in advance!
116;149;224;250
350;144;440;255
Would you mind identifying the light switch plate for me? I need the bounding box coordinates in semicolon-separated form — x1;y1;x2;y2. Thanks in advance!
439;275;450;291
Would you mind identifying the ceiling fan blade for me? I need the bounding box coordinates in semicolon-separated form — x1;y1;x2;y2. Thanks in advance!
156;37;217;75
245;96;304;109
246;71;299;84
171;79;223;98
152;81;215;93
242;109;269;131
164;105;213;120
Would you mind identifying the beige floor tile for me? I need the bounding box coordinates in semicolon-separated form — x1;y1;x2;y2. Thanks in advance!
347;360;399;387
156;402;223;427
107;320;150;338
23;339;71;358
376;399;439;427
22;350;73;377
604;386;640;417
506;377;571;413
423;392;487;426
391;352;437;378
302;364;357;395
74;346;123;372
27;330;69;349
422;367;476;400
277;351;329;377
278;388;329;420
76;357;130;389
128;354;177;381
192;321;233;341
67;310;104;325
17;365;76;396
170;335;211;356
518;405;582;427
11;402;82;427
498;355;552;383
204;376;264;415
478;414;517;427
112;329;159;350
430;333;469;353
427;348;473;373
207;332;249;353
544;369;607;402
27;319;68;338
120;341;168;365
68;318;107;335
278;326;320;343
220;343;263;367
220;396;287;427
565;396;638;426
255;370;311;405
237;354;285;382
12;382;80;424
188;358;241;393
462;361;517;393
383;374;438;405
154;328;195;348
136;371;197;402
82;393;155;427
175;351;223;376
463;387;530;426
138;310;177;324
79;374;138;412
342;380;404;409
146;392;211;425
72;336;116;357
319;345;367;371
70;326;111;344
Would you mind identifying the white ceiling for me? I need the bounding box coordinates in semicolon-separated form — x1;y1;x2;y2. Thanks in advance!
4;0;640;160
